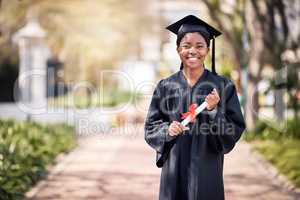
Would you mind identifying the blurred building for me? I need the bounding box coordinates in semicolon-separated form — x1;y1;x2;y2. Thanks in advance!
118;0;206;92
12;18;49;107
12;18;64;107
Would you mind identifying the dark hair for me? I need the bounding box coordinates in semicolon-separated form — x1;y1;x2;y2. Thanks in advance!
176;31;210;47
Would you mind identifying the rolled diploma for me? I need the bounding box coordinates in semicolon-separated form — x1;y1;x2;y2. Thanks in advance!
180;101;208;126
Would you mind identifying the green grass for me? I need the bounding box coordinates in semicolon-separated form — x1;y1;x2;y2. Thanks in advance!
248;139;300;188
244;118;300;188
48;89;141;108
0;120;77;200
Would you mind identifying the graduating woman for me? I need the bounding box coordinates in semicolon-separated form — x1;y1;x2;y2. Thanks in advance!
144;15;246;200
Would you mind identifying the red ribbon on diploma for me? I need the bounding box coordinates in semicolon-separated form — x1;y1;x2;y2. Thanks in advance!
181;103;198;123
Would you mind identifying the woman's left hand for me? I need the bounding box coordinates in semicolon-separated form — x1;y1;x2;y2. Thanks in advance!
205;88;220;111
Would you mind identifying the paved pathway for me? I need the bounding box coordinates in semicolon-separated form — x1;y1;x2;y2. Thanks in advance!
224;141;299;200
26;125;300;200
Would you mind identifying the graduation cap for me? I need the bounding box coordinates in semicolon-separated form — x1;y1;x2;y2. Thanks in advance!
166;15;222;74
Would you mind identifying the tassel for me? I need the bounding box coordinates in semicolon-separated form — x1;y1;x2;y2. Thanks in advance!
212;36;217;75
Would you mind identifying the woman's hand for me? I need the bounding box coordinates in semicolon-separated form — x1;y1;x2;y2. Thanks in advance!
205;88;220;111
168;121;189;136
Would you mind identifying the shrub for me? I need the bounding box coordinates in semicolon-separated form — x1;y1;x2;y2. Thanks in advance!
0;120;76;200
252;139;300;188
244;118;300;141
244;118;300;188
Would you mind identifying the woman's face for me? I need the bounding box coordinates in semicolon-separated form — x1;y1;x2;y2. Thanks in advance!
177;32;209;70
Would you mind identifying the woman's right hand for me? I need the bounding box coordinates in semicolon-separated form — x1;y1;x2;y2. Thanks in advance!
168;121;189;136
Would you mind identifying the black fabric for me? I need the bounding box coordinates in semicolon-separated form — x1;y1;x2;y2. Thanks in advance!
166;15;221;38
144;69;246;200
176;24;211;47
212;36;216;75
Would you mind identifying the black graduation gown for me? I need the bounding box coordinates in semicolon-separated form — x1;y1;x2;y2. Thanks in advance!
144;69;246;200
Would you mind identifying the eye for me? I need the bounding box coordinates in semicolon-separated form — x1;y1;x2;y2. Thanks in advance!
180;44;191;49
196;45;204;49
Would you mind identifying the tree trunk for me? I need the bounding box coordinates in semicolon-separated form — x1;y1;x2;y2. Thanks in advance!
273;65;285;121
245;61;260;131
245;0;264;131
274;89;285;121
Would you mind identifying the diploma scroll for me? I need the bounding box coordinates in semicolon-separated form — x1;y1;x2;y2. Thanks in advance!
181;101;208;126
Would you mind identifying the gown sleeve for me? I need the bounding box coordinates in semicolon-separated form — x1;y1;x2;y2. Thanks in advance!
207;79;246;154
144;80;176;167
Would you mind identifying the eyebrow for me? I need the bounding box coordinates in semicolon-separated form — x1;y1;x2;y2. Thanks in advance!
181;41;206;45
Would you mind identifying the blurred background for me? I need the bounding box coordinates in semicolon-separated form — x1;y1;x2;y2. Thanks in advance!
0;0;299;200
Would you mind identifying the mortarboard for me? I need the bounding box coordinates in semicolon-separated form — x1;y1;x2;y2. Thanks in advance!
166;15;222;74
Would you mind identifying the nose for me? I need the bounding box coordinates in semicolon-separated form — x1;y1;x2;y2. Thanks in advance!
188;46;197;54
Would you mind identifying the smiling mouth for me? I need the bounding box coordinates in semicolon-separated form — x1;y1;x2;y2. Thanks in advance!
186;57;199;61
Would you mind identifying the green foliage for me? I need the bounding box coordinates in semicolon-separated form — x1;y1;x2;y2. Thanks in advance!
105;89;141;107
251;139;300;188
244;118;300;141
0;120;76;200
244;118;300;188
286;119;300;139
48;89;141;108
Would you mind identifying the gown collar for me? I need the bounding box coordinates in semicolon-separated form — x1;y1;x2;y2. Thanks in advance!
179;68;208;89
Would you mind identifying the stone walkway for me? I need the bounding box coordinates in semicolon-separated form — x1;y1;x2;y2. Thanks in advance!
224;141;299;200
26;125;300;200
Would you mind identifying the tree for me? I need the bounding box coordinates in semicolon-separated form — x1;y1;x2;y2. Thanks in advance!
202;0;262;130
201;0;299;130
251;0;287;121
250;0;300;122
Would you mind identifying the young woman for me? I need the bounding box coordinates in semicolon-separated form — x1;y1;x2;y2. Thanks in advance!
144;15;246;200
